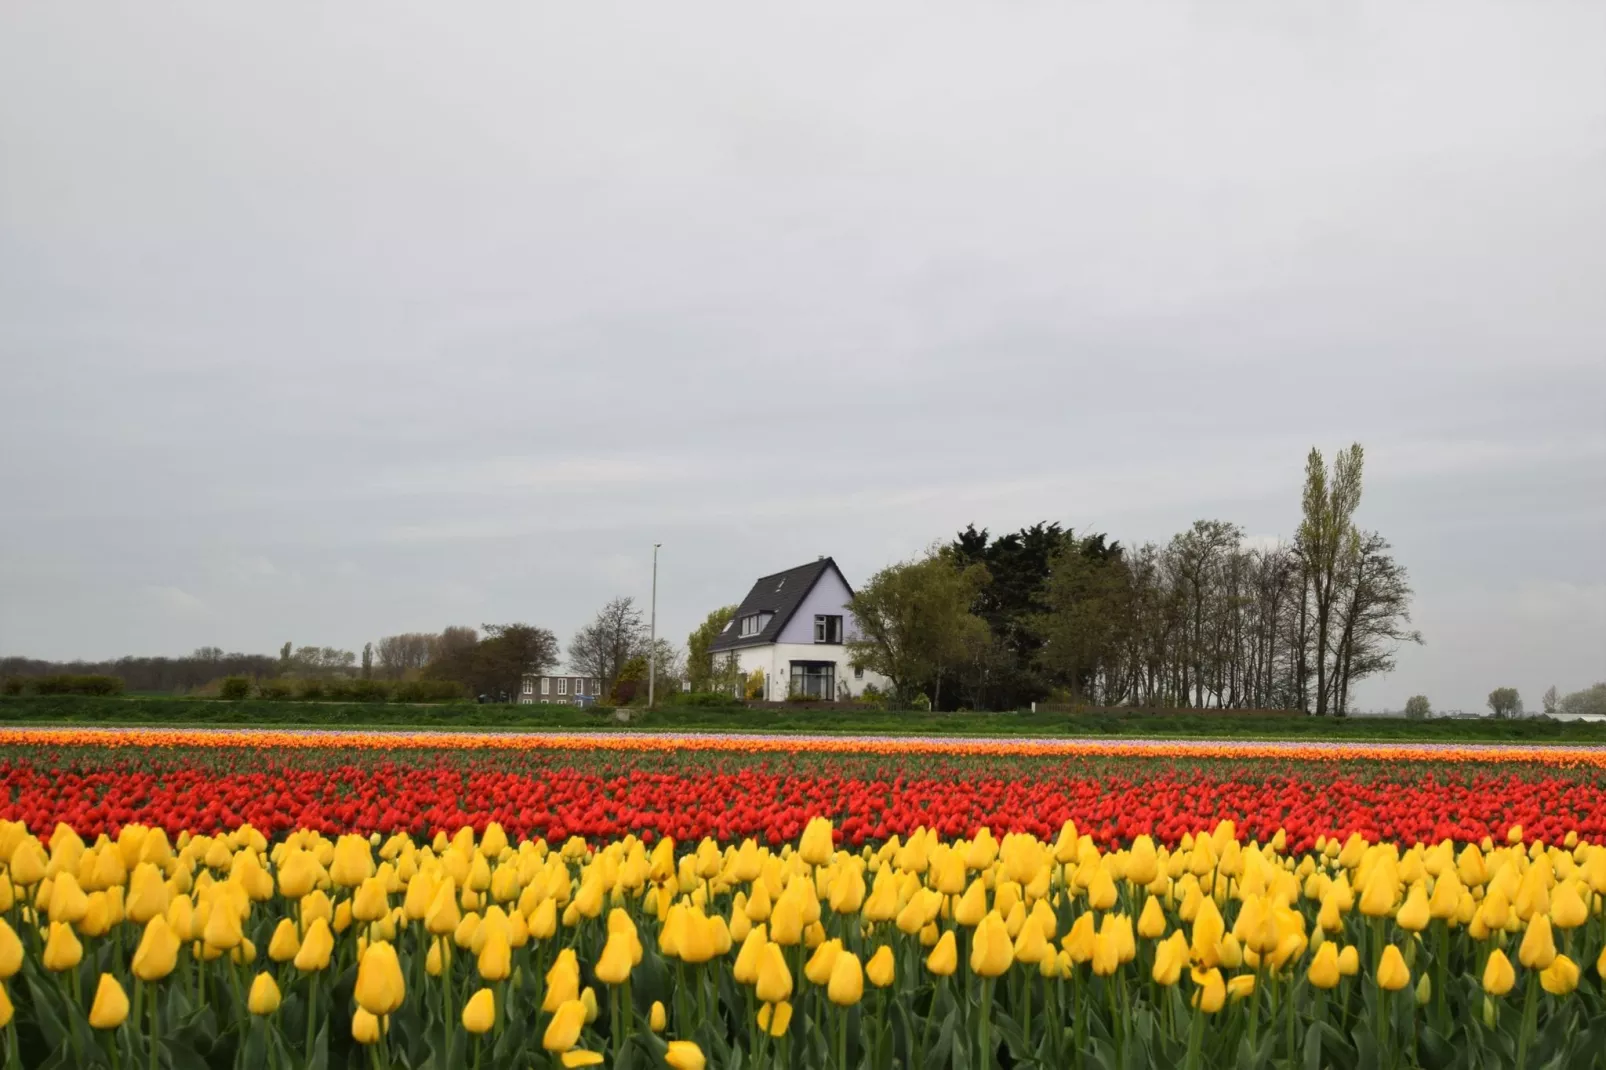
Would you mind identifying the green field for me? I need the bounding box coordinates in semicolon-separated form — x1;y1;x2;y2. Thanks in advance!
2;693;1603;741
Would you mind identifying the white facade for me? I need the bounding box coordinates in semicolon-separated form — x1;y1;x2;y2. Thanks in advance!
722;642;887;701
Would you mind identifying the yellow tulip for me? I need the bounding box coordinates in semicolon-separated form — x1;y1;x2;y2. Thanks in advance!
267;918;300;963
463;988;496;1034
971;912;1014;978
1063;913;1096;964
330;835;375;888
354;941;406;1015
543;999;586;1052
1519;915;1557;970
866;945;895;988
650;1000;667;1032
595;929;633;985
1540;955;1580;996
1480;948;1516;996
0;920;22;979
1550;881;1588;930
926;930;958;977
425;879;461;936
543;950;581;1013
1191;967;1225;1013
125;863;170;924
1227;974;1256;1002
0;984;11;1029
733;927;768;985
804;939;841;986
88;973;129;1029
1190;897;1225;967
1377;945;1410;991
758;1000;793;1037
478;928;512;983
248;972;282;1015
1338;946;1360;977
1151;932;1187;986
351;1008;384;1045
753;942;793;1003
798;818;835;866
562;1051;604;1067
132;915;181;982
42;921;82;972
827;950;864;1006
1308;942;1341;989
665;1040;707;1070
1395;884;1431;932
295;918;334;972
1137;896;1166;940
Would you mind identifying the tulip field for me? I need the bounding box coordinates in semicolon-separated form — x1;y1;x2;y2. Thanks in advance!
0;728;1603;1069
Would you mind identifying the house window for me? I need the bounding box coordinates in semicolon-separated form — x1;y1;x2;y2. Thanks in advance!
573;679;583;696
789;661;835;700
522;678;533;695
740;612;773;637
814;615;843;644
540;677;550;695
558;678;568;695
855;666;864;679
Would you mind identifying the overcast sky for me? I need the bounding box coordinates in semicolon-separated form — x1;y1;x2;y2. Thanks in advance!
2;1;1602;711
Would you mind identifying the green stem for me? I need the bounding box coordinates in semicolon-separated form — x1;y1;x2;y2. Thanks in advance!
439;937;454;1055
837;1007;848;1070
979;977;994;1070
1515;972;1539;1070
611;986;621;1062
1435;921;1450;1034
306;971;319;1059
147;981;159;1070
1184;1003;1204;1070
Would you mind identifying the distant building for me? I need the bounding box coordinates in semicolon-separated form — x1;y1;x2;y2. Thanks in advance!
706;557;889;701
518;673;604;706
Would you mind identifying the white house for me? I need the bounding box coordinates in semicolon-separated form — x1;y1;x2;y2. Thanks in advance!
706;557;889;701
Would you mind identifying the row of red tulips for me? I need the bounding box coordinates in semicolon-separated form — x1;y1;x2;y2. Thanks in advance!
4;748;1605;847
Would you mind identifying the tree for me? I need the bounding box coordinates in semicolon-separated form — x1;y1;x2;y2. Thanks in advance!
1033;541;1132;704
279;642;292;670
475;623;560;698
950;523;1079;709
361;643;373;680
1404;695;1431;720
568;597;647;700
1296;444;1365;715
686;606;738;692
1329;532;1421;715
1542;685;1560;715
376;633;441;680
1559;683;1606;718
1487;687;1522;719
845;548;991;708
288;646;356;677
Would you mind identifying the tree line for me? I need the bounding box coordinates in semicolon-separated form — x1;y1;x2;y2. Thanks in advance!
843;444;1424;715
3;599;687;705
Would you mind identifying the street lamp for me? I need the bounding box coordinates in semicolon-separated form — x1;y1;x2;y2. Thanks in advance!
648;543;661;710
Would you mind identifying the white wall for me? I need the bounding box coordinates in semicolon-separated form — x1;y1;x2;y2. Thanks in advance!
729;641;888;700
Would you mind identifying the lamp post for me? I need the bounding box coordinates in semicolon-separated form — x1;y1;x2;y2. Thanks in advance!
647;543;660;709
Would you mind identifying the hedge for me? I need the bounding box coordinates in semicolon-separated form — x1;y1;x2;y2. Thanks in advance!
2;694;1605;741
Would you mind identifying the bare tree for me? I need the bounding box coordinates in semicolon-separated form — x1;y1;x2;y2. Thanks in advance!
1330;532;1422;715
376;632;441;680
568;597;647;699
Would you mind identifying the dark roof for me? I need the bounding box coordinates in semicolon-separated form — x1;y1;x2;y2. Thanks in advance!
707;557;851;653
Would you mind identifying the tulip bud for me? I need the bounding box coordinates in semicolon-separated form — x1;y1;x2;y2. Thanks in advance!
354;941;406;1015
827;950;864;1006
88;973;129;1029
463;988;495;1034
665;1040;706;1070
756;943;794;1003
1483;949;1515;996
351;1008;384;1045
926;930;957;977
295;918;334;972
0;920;22;980
758;999;793;1037
543;999;585;1052
248;972;281;1015
1540;955;1580;996
866;945;895;988
42;921;82;972
132;916;181;982
1377;945;1410;991
649;1000;666;1032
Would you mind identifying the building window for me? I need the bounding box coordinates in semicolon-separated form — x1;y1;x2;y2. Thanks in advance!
814;615;843;644
522;678;533;695
558;678;568;695
789;661;836;700
540;677;550;695
855;666;864;679
572;679;582;696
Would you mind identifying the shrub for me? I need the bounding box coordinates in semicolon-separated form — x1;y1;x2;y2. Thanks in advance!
1;677;22;696
218;677;251;701
1404;695;1431;720
295;678;326;701
393;679;467;703
32;674;124;696
347;679;390;703
908;692;932;712
258;679;294;700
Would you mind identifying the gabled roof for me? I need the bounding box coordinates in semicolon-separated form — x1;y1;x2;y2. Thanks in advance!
707;557;852;653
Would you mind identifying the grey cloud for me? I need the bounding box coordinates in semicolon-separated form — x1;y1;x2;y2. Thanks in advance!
1;0;1602;711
